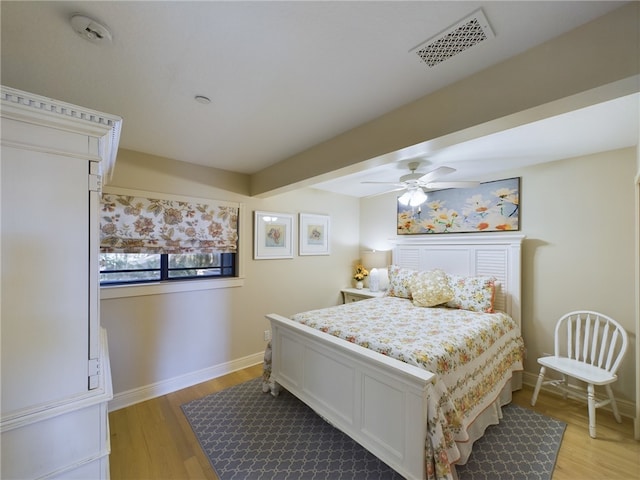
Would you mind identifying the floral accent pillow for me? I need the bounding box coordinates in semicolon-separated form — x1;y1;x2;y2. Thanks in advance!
446;274;496;313
409;269;454;307
385;265;417;299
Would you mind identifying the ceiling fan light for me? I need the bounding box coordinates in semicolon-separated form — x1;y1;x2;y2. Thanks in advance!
409;188;427;206
398;191;411;206
399;188;427;206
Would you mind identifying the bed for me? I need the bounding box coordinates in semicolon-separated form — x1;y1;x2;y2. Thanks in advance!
263;234;525;480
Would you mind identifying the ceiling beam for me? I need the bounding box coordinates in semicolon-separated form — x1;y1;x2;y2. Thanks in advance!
250;3;640;198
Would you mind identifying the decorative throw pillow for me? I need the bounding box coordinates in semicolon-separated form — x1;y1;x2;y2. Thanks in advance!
446;274;496;313
409;269;454;307
385;265;417;299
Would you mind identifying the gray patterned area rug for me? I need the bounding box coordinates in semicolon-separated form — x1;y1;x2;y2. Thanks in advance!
181;378;565;480
456;403;566;480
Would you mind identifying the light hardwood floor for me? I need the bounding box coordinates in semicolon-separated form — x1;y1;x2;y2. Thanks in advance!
109;365;639;480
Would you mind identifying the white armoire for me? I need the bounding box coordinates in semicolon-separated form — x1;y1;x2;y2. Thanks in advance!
1;86;120;479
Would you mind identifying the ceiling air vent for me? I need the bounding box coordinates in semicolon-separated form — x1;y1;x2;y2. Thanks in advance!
410;9;494;68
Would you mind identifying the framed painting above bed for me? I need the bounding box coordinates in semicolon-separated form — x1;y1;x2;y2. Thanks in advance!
397;177;520;235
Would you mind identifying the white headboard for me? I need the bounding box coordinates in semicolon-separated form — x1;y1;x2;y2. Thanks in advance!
392;234;524;326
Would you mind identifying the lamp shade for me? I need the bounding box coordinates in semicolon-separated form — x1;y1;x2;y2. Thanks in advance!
360;250;390;269
361;250;391;292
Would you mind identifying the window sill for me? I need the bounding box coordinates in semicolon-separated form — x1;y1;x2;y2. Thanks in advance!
100;277;244;299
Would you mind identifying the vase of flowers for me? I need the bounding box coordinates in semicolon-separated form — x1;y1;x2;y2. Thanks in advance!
353;264;369;289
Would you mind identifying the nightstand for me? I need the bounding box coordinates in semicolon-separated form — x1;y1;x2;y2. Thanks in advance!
341;287;385;303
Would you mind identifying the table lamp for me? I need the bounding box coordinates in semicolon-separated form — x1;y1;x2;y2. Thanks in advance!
360;250;390;292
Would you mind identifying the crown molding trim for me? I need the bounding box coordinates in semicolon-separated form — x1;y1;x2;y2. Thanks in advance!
1;85;122;176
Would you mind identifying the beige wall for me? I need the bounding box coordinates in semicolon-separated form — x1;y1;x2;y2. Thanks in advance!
360;147;637;403
105;147;637;406
101;149;360;398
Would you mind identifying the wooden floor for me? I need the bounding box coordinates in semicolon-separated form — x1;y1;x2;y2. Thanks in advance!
109;365;639;480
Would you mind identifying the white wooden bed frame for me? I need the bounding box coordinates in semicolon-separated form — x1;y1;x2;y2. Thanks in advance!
266;234;524;480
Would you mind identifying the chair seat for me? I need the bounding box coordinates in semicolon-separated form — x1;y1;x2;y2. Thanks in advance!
538;356;617;385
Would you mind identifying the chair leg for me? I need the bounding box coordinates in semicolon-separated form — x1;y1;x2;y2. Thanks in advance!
561;374;568;400
587;383;597;438
605;384;622;423
531;366;546;406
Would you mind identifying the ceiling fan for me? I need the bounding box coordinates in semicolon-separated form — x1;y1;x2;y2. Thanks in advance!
362;161;479;206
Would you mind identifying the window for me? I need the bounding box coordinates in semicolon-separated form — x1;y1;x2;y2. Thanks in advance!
100;252;236;285
100;190;239;286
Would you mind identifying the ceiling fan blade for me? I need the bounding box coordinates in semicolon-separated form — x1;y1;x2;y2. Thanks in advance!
425;181;480;189
361;181;405;186
364;186;406;198
418;166;456;183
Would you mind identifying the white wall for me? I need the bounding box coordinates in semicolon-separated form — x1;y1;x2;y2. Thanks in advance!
101;150;360;407
360;148;637;403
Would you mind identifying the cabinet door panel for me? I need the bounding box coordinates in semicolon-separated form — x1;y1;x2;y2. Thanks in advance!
1;147;89;415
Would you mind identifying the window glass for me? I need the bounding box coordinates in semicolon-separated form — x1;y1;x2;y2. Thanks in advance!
100;253;236;285
100;253;161;283
168;253;222;279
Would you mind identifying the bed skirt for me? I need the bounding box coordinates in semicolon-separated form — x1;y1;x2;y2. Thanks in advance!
454;375;518;467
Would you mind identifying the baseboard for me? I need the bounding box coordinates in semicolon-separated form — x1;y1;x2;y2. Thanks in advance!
108;364;635;420
522;371;635;420
108;351;264;412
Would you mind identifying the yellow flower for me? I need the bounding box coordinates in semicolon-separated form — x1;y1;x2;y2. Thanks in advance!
353;263;369;281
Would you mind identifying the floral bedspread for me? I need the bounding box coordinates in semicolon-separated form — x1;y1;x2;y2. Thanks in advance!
263;296;524;480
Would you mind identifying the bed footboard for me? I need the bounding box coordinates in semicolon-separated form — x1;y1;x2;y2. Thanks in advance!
266;313;435;480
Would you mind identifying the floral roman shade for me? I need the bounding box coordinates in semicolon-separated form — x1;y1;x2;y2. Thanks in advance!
100;193;238;254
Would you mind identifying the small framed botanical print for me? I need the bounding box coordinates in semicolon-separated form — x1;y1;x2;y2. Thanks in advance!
299;213;330;256
254;211;294;259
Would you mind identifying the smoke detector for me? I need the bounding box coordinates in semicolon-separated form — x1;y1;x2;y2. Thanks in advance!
70;14;112;44
410;9;494;68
